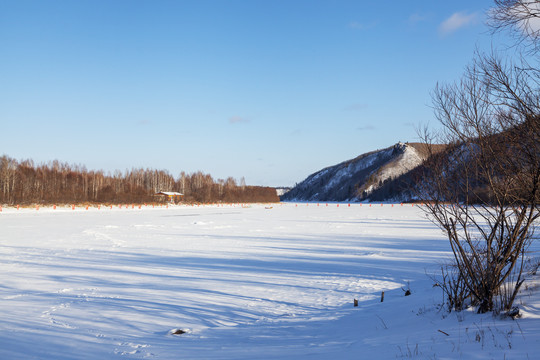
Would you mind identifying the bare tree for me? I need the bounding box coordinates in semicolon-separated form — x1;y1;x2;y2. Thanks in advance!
420;1;540;314
489;0;540;49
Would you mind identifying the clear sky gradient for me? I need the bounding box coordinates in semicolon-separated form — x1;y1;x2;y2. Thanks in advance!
1;0;510;186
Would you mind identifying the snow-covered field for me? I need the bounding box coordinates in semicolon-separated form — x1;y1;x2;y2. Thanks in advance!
0;203;539;359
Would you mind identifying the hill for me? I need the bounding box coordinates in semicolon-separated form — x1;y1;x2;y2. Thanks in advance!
281;142;446;202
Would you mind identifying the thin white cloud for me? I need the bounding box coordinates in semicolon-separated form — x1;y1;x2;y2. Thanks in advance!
229;116;250;124
408;13;429;24
439;11;478;35
349;21;377;30
357;124;375;131
343;103;367;111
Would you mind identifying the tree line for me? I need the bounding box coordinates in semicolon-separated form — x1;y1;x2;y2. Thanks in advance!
0;155;278;205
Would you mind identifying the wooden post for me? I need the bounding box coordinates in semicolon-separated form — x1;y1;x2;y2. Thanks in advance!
381;291;385;302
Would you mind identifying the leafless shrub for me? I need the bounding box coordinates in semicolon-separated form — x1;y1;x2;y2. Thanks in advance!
418;1;540;313
432;264;471;312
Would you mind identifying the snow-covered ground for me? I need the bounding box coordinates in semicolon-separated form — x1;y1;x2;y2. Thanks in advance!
0;203;539;359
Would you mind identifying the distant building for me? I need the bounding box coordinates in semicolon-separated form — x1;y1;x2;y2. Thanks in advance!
155;191;184;203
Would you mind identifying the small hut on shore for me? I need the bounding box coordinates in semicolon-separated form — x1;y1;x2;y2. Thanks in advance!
154;191;183;203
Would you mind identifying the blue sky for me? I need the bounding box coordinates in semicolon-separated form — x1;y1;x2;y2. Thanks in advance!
1;0;508;186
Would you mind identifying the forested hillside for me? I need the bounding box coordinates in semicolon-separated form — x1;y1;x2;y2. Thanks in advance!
281;142;439;202
0;155;278;205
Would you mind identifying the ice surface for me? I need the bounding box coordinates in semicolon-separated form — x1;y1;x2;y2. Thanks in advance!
0;204;538;359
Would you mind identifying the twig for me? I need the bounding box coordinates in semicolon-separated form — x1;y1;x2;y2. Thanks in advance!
375;314;388;329
438;329;450;336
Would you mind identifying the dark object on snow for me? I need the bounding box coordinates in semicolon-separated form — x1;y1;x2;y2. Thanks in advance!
170;329;186;335
381;291;385;302
402;283;411;296
506;307;521;319
438;329;450;336
354;299;358;307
